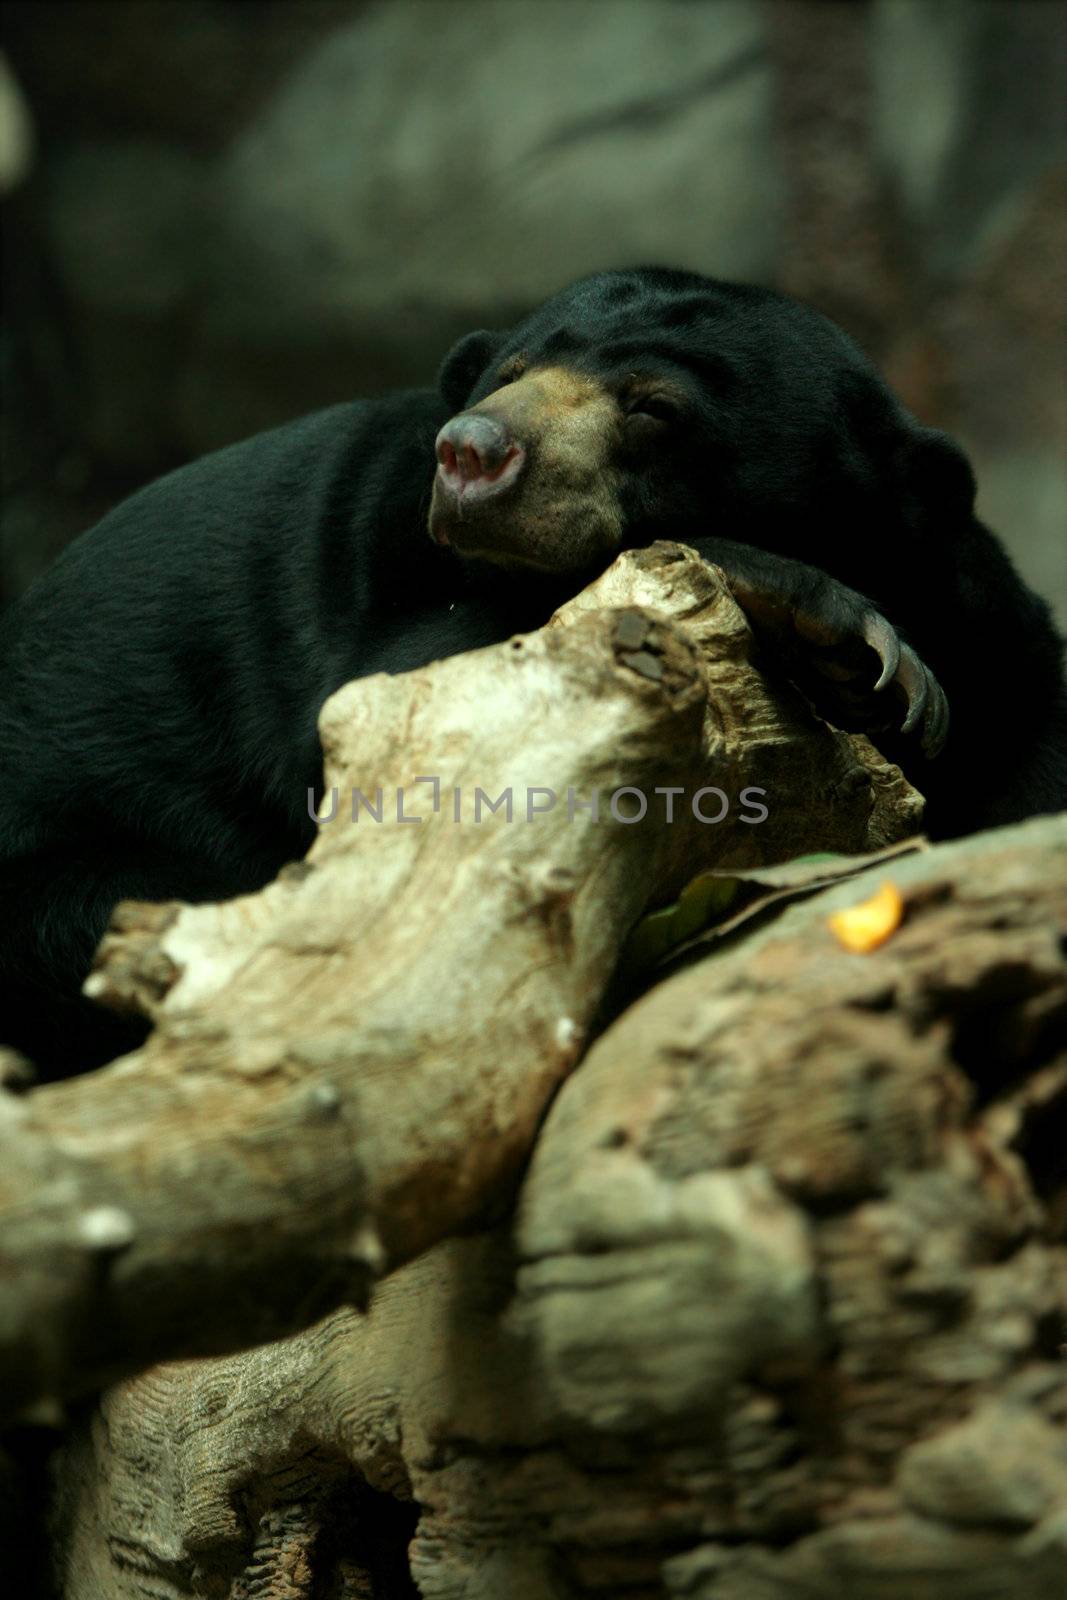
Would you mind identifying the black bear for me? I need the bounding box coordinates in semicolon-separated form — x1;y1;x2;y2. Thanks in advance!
2;266;1065;1077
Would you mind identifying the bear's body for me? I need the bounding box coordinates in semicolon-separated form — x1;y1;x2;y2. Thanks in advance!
2;267;1065;1075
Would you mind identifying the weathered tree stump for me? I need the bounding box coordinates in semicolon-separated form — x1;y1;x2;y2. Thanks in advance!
47;817;1067;1599
0;545;919;1424
11;544;1061;1599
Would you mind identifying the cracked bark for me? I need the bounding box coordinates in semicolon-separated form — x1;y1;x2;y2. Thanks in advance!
45;816;1067;1599
10;545;1061;1599
0;544;918;1428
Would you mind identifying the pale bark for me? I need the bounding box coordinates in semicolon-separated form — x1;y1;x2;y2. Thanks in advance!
49;816;1067;1599
0;545;920;1423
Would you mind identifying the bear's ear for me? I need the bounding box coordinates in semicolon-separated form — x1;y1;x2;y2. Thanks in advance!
896;425;977;530
438;329;505;413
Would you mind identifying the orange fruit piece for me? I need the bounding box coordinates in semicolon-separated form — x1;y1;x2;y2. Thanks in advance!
828;881;904;953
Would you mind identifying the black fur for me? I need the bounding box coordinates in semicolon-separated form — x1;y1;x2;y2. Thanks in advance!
2;267;1065;1076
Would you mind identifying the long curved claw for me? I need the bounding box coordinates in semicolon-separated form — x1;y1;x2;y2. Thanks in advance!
895;641;949;757
725;564;949;759
923;671;951;759
897;644;929;736
862;613;901;693
866;614;949;758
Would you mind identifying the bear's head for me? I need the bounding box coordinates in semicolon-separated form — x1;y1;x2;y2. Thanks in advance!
429;267;975;597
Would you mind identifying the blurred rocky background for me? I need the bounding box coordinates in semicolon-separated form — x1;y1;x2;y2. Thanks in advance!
1;0;1064;622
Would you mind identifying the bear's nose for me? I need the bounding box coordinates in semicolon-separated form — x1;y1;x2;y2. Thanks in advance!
434;413;525;502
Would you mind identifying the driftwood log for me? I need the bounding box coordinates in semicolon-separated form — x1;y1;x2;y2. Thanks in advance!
6;543;1064;1598
46;816;1067;1599
0;545;920;1424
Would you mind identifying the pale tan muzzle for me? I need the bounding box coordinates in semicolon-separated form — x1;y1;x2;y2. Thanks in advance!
430;366;624;573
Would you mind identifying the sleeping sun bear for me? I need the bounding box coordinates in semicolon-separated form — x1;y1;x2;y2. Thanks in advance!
2;266;1065;1075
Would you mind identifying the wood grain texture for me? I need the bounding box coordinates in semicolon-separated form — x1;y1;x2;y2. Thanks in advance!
0;545;919;1426
47;817;1067;1598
